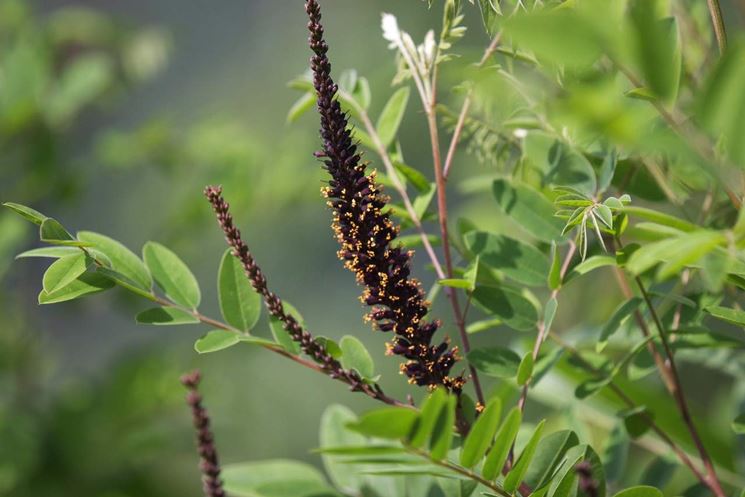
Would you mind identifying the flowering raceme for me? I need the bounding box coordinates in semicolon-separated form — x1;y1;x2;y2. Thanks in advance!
305;0;464;393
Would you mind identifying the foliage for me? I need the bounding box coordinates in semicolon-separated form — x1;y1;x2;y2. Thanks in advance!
4;0;745;496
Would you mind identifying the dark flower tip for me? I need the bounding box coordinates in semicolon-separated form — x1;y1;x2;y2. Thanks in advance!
204;185;398;403
181;369;226;497
305;0;464;393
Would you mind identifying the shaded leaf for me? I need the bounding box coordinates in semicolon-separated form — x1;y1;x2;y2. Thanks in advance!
135;307;199;326
472;286;538;331
464;231;549;287
467;346;521;378
492;179;564;242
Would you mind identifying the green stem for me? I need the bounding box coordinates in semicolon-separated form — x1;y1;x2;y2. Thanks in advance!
405;446;512;497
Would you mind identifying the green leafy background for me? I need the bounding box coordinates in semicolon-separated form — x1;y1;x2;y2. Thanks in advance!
1;1;745;496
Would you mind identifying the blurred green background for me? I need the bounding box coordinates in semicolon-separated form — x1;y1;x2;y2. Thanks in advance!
0;1;482;495
1;1;744;496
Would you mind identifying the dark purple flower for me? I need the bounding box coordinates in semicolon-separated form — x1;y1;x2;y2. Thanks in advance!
305;0;464;393
181;370;226;497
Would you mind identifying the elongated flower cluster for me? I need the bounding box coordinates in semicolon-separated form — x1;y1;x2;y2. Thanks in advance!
181;370;226;497
305;0;464;392
204;185;387;399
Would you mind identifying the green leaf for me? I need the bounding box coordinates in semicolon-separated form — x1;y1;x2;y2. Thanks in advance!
466;317;502;334
413;184;436;220
626;231;725;277
353;77;371;110
222;459;336;497
516;352;534;386
467;346;521;378
394;162;430;193
477;0;500;36
597;298;642;352
464;231;549;287
78;231;152;290
705;305;745;328
640;457;675;488
42;253;90;294
603;425;629;483
269;302;303;354
546;141;596;196
524;430;579;489
460;396;502;468
319;405;367;494
438;278;473;289
732;413;745;434
622;206;696;232
532;347;563;387
566;255;616;281
376;87;410;147
548;242;561;290
340;335;375;379
504;420;546;493
629;1;681;102
624;87;657;101
217;249;261;332
194;329;241;354
543;298;558;336
620;406;653;439
142;241;201;308
482;407;522;480
697;39;745;166
287;92;316;123
135;307;199;326
410;388;449;448
429;394;456;460
347;407;418;440
16;246;80;259
3;202;47;225
503;8;601;67
38;272;114;304
40;218;86;246
95;267;156;301
45;53;113;126
492;179;564;242
472;286;538;331
611;486;663;497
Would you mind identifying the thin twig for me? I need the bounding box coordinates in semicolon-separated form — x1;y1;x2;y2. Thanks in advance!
634;276;726;497
517;240;576;412
425;67;485;406
549;333;710;486
405;446;512;497
152;294;408;408
611;239;726;497
443;32;502;181
614;61;741;208
338;90;446;280
706;0;728;54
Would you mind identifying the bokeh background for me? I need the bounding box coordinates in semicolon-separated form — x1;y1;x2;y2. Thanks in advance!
1;1;744;496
